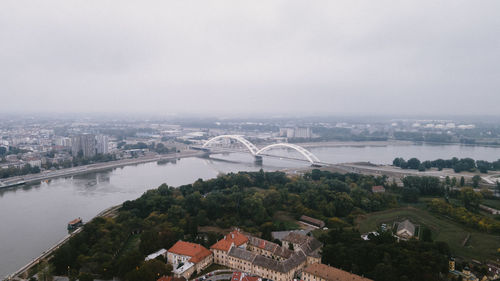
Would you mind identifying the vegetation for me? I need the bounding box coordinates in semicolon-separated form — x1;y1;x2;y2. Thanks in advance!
51;170;398;280
357;207;500;261
393;157;500;173
0;163;40;178
428;199;500;233
49;169;497;280
320;229;450;281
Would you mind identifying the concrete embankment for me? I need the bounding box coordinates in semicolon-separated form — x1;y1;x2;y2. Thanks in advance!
4;205;121;281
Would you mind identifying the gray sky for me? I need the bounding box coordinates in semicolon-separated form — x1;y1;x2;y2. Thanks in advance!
1;1;499;116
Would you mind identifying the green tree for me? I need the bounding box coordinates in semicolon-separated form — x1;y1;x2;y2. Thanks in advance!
37;261;54;281
459;187;483;211
78;273;94;281
460;176;465;187
472;175;481;188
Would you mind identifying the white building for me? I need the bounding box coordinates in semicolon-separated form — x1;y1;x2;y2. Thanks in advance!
96;135;109;154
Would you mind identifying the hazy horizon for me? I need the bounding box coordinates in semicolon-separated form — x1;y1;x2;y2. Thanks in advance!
1;1;499;116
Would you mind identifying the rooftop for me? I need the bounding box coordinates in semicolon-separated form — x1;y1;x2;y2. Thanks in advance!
210;229;249;252
168;241;212;263
303;263;373;281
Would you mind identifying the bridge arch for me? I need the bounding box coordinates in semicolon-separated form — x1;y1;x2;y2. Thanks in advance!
203;135;259;155
256;143;320;164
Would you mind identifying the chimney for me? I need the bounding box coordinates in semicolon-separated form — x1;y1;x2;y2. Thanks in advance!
224;236;227;240
232;234;234;239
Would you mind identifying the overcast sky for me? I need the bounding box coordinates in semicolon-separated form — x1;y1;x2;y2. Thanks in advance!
1;1;499;116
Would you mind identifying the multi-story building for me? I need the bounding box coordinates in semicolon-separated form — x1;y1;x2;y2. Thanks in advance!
211;230;322;281
302;263;373;281
210;229;249;265
96;135;109;154
71;134;96;158
167;241;213;279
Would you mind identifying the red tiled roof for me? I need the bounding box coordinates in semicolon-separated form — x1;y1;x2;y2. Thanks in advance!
211;230;248;252
68;218;82;225
232;271;259;281
372;186;385;192
168;241;212;263
303;263;373;281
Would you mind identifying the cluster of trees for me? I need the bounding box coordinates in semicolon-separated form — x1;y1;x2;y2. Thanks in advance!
51;170;397;280
0;163;40;178
393;132;453;143
393;157;500;173
320;229;450;281
428;199;500;233
72;152;117;167
399;176;444;203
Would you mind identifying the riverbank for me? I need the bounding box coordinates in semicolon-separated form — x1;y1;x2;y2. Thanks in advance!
4;204;121;281
0;150;206;190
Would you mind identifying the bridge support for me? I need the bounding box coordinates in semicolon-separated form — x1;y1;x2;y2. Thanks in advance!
254;155;263;164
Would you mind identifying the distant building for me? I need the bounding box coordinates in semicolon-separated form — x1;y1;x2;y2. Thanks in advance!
96;135;109;154
279;127;312;139
71;134;96;158
302;263;373;281
371;186;385;193
396;219;415;240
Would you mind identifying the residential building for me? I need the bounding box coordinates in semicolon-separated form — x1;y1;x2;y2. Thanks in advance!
302;263;373;281
71;134;96;158
167;241;213;279
396;219;415;240
96;135;109;154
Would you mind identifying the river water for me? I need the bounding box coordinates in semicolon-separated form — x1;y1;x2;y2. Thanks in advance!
1;143;500;277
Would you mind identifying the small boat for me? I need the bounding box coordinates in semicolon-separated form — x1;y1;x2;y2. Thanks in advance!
67;217;83;230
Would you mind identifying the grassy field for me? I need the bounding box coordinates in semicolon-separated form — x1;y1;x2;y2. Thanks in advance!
272;211;300;230
356;207;500;261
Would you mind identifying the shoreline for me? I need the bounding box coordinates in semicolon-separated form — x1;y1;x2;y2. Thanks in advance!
0;150;207;190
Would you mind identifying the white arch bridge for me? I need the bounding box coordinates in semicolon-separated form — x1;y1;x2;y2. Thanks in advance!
201;135;322;166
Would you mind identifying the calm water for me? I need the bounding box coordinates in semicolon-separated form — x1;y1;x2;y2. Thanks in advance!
1;143;500;277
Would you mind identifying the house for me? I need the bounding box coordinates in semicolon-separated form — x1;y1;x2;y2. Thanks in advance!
210;229;249;266
299;215;325;229
396;219;415;240
302;263;373;281
371;186;385;193
167;241;213;279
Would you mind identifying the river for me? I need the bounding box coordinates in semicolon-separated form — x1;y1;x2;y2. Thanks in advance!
1;143;500;277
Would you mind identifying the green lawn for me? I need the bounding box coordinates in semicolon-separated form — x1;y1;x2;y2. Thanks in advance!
272;211;299;230
356;207;500;261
